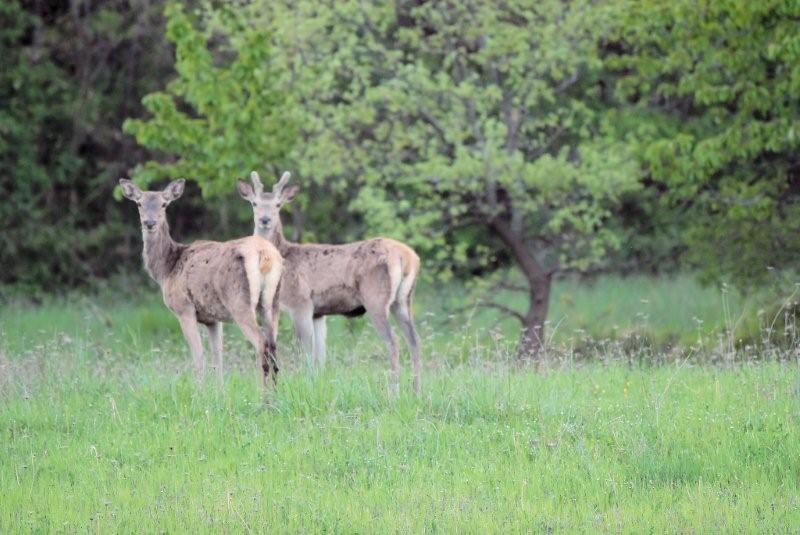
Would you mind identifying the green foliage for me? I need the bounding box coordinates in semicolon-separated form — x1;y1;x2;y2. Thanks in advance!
6;0;799;300
266;1;641;279
0;0;178;289
0;2;83;287
611;0;800;286
123;3;297;197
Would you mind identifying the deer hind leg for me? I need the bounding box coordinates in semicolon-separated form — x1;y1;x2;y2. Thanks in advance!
231;309;275;392
362;264;401;398
259;277;281;383
367;307;400;398
313;317;327;367
177;314;205;385
391;280;421;395
206;322;224;386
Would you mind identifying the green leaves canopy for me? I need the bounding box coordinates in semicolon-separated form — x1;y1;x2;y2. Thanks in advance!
123;3;296;196
612;0;800;286
267;1;640;280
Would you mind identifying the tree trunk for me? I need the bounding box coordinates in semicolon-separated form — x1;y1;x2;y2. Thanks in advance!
488;217;553;361
517;273;552;361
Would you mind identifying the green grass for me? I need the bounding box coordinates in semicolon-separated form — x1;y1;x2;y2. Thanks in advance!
2;275;800;531
466;273;769;350
0;272;774;360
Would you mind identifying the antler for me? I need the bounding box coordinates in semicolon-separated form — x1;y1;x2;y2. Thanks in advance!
250;171;264;196
272;171;291;195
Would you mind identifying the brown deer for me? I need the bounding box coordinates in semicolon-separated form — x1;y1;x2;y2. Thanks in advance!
119;178;283;391
237;171;422;396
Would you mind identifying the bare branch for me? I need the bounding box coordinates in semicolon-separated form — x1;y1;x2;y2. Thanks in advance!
555;70;581;94
418;108;454;156
492;281;530;293
530;124;566;160
478;301;525;322
450;300;525;323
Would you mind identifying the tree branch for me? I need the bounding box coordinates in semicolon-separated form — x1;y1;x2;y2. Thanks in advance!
530;124;566;160
489;216;549;284
451;300;524;323
479;301;524;322
555;70;581;94
492;281;530;293
418;108;455;157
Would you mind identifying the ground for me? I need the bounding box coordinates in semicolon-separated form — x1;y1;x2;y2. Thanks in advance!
1;274;799;532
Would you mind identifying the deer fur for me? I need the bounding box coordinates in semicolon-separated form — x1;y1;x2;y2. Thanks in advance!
120;178;283;391
237;170;422;396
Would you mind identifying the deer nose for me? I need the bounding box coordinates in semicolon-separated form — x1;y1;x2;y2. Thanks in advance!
143;220;157;230
259;216;270;225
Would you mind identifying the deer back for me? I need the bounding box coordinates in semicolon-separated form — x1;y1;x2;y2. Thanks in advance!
279;237;418;314
163;236;281;324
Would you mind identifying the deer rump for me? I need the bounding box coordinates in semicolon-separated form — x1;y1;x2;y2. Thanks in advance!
281;238;414;320
171;237;278;325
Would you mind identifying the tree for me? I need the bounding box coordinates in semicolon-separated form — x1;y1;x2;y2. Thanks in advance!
1;0;178;289
0;1;77;288
261;1;640;358
123;2;296;197
610;0;800;287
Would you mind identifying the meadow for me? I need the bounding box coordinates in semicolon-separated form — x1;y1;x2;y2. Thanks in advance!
2;274;800;532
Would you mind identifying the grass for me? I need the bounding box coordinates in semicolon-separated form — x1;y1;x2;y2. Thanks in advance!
2;274;800;531
0;272;775;359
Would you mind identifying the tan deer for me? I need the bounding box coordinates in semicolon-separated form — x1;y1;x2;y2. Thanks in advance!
237;171;422;396
119;178;283;391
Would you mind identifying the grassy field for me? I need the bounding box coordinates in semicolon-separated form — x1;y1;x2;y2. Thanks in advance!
2;274;800;532
0;272;773;360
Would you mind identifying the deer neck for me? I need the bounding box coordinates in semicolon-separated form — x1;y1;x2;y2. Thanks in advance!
256;220;291;255
142;221;184;284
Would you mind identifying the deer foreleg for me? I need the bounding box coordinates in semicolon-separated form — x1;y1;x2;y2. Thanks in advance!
291;308;315;368
178;314;205;385
312;317;327;367
206;322;224;386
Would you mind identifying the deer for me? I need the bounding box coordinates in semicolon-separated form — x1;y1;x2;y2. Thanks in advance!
237;170;422;396
119;178;283;393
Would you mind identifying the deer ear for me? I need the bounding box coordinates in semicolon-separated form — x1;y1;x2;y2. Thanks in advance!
119;179;142;201
163;179;185;202
281;185;300;204
237;179;255;201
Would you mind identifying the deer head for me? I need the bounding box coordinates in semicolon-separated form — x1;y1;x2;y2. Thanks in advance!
119;179;185;233
237;171;299;236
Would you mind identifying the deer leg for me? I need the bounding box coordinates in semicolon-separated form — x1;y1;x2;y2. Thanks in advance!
313;317;328;367
206;322;224;387
259;298;280;384
392;301;421;395
366;306;400;398
232;310;275;392
290;307;315;368
177;314;205;385
362;265;401;397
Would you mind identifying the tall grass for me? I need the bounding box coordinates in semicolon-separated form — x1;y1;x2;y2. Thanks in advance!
1;347;799;531
0;272;789;361
1;274;799;531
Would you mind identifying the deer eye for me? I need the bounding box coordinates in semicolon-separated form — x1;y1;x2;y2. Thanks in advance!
162;202;167;208
251;202;256;207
